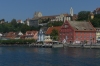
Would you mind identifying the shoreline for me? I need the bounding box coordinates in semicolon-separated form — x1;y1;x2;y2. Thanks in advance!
0;44;29;47
64;43;100;49
0;43;100;49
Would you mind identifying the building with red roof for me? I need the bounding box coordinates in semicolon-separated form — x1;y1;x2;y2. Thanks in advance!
59;21;96;44
46;26;61;35
25;30;38;40
44;26;61;42
93;7;100;14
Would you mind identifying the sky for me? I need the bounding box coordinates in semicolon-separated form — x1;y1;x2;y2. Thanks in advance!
0;0;100;22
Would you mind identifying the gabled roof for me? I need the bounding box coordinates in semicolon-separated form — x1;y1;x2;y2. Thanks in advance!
95;7;100;11
6;32;15;37
15;31;23;36
17;20;21;22
26;30;38;35
67;21;96;31
46;26;61;34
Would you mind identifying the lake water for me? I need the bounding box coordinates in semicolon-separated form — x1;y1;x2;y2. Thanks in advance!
0;47;100;66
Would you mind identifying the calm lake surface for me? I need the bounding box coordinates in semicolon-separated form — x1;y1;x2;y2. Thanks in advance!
0;47;100;66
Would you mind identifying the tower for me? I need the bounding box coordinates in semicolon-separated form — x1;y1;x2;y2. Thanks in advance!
90;11;94;19
34;12;42;18
70;7;73;16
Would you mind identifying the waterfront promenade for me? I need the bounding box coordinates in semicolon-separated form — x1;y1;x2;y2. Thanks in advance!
29;43;100;49
0;43;100;49
64;43;100;49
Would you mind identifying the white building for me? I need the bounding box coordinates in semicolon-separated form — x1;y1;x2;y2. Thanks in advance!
70;7;74;16
17;20;24;24
37;27;48;42
51;14;71;22
34;12;42;18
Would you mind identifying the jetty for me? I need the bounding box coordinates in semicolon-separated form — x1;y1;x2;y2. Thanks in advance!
29;43;64;48
29;43;52;48
29;41;63;48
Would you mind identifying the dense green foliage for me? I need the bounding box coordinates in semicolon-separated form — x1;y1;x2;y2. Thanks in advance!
0;39;36;44
77;11;91;21
47;21;63;27
0;19;41;33
50;29;59;41
77;11;100;27
90;14;100;27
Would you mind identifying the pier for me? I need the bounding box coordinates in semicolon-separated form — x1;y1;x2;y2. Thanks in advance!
29;44;52;48
29;43;64;48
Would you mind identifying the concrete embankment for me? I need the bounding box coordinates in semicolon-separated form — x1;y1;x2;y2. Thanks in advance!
64;44;100;49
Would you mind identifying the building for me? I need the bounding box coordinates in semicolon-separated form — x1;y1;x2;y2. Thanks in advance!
37;27;48;42
34;12;42;18
59;21;96;44
0;33;2;37
25;30;38;40
0;19;5;24
14;31;23;39
70;7;73;16
93;7;100;14
51;14;71;22
45;26;61;42
90;12;94;19
25;18;39;27
5;32;16;39
3;31;23;39
17;20;24;24
25;7;77;27
95;28;100;42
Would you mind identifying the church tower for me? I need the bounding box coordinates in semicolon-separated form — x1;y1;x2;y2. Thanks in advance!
90;11;94;19
34;12;42;18
70;7;73;16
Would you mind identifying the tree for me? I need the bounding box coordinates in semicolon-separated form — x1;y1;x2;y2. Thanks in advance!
0;19;41;33
50;29;58;41
1;19;5;21
10;19;17;26
47;21;63;27
90;14;100;27
77;11;91;21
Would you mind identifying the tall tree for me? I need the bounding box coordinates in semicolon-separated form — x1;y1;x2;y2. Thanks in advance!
10;19;17;26
77;11;91;21
47;21;63;27
50;29;59;41
1;19;5;21
90;14;100;27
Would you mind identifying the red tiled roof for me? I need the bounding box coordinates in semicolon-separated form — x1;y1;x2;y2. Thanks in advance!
6;32;15;37
46;26;61;35
96;7;100;11
17;20;22;23
26;30;38;35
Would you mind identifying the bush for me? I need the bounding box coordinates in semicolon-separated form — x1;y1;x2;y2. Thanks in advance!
0;39;36;45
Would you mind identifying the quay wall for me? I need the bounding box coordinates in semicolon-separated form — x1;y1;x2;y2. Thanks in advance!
64;44;100;49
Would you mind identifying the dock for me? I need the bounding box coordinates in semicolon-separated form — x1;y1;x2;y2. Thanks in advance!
29;43;64;48
29;44;52;48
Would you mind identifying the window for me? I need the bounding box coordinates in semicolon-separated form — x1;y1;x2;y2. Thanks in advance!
64;24;68;28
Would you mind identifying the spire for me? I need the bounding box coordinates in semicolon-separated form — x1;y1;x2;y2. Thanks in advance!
70;7;73;16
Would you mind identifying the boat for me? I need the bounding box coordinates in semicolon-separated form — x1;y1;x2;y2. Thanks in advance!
52;41;63;48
